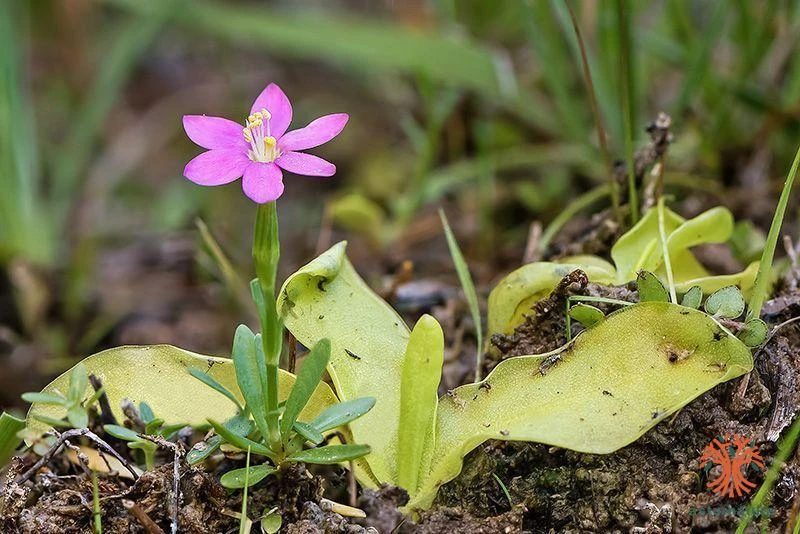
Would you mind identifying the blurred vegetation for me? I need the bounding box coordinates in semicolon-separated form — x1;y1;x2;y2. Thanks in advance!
1;0;800;370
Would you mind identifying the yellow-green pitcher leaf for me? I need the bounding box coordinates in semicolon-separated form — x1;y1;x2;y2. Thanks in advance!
279;241;410;483
410;302;752;510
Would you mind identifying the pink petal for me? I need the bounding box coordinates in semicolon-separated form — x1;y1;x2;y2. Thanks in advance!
242;162;284;203
279;113;349;151
183;115;246;150
184;149;250;186
275;151;336;177
250;83;292;139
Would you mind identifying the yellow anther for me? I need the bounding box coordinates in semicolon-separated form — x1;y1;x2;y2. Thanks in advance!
264;136;277;148
261;108;271;120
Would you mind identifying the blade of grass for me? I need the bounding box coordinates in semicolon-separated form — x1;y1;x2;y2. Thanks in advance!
747;143;800;320
439;210;483;382
51;4;176;227
0;0;51;265
538;184;611;257
92;471;102;533
617;0;638;225
239;446;251;534
521;0;584;140
563;0;618;219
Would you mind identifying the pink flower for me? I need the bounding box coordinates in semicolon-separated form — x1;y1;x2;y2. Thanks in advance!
182;83;348;203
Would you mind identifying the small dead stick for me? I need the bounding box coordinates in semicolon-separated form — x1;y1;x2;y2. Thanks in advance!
288;332;298;374
123;499;165;534
15;428;138;484
89;374;118;426
139;435;183;534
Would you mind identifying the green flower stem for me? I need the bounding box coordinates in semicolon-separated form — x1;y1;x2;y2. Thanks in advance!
253;202;283;451
747;144;800;321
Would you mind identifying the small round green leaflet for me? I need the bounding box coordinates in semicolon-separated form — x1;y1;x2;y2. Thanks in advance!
737;318;768;348
260;511;282;534
568;304;605;327
704;285;746;318
220;463;276;489
681;286;703;309
409;302;753;510
636;270;669;302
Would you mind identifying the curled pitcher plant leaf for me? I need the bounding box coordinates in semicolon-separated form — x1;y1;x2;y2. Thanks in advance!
488;205;759;336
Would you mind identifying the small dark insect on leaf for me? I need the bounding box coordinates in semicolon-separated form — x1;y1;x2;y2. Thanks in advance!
636;271;669;302
317;279;327;292
344;349;362;360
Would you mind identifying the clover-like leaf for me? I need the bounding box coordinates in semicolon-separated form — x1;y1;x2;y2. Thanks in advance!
737;318;768;348
568;304;605;327
704;286;745;318
636;271;669;302
220;463;276;489
681;286;703;309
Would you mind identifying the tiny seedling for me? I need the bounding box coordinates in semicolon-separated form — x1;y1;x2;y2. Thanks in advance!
22;364;102;430
190;308;375;489
104;402;186;470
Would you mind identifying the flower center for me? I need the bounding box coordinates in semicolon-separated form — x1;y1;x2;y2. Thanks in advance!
243;108;281;163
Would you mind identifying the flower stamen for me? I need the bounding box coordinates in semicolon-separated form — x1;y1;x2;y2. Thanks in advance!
243;108;279;162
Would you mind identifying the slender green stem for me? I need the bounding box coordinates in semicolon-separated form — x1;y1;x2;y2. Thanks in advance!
617;0;638;224
239;446;251;534
747;144;800;320
92;471;102;534
252;203;283;451
564;0;618;221
657;199;677;303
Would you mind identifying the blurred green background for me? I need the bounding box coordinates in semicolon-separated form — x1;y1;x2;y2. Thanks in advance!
1;0;799;406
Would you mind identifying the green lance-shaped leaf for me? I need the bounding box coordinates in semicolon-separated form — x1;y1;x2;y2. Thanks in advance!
293;422;324;445
220;463;276;489
681;286;703;309
103;424;141;441
636;271;669;302
409;302;753;510
25;345;339;440
439;210;483;381
704;286;746;319
188;368;244;412
397;315;444;493
738;318;768;348
0;412;25;468
231;324;270;440
568;304;605;327
289;444;371;464
281;339;331;440
278;242;409;483
67;364;89;404
309;397;376;433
